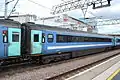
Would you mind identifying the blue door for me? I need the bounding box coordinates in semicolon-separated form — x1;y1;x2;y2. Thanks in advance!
0;26;7;58
31;30;42;54
8;28;21;56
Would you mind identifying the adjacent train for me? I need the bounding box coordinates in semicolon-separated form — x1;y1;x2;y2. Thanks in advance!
0;19;120;64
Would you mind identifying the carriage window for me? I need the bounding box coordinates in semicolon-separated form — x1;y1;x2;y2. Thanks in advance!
57;35;68;42
56;34;111;42
48;34;54;43
3;30;8;43
118;39;120;42
34;34;39;42
12;32;19;42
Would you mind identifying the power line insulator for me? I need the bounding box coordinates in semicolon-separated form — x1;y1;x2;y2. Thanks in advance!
93;3;95;9
107;0;111;6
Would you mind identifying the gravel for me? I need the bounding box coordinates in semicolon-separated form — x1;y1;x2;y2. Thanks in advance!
0;49;120;80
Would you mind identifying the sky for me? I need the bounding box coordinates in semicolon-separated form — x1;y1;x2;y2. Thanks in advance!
0;0;120;34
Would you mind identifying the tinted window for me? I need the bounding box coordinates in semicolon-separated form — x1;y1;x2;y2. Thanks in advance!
3;31;8;43
12;32;19;42
34;34;39;42
48;34;53;43
57;35;67;42
56;34;111;43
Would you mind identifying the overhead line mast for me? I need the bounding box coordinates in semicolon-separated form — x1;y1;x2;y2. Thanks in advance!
7;0;19;19
5;0;8;19
51;0;111;18
4;0;19;19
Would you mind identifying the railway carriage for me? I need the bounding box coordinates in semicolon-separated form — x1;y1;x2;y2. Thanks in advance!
116;38;120;45
22;22;114;54
0;19;21;61
21;22;117;63
43;31;114;54
113;36;120;47
0;19;119;65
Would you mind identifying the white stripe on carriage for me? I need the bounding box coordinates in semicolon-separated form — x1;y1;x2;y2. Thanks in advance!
47;44;112;50
116;43;120;45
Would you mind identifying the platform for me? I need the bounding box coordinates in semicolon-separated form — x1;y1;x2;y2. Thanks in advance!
107;68;120;80
112;71;120;80
66;54;120;80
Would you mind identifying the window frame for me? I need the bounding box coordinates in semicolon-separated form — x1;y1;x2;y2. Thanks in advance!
12;32;19;42
33;34;39;42
3;31;8;43
47;34;54;43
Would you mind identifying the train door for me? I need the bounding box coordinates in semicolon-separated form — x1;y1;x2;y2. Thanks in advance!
8;28;21;56
31;30;42;54
0;26;7;58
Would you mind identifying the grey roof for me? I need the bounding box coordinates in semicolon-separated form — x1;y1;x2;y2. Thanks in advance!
22;22;114;38
0;19;21;28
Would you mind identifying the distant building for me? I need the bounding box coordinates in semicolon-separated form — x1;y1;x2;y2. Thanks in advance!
36;14;96;33
0;14;97;33
0;14;37;23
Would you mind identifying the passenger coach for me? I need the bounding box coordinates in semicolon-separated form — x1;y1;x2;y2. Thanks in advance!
21;22;115;57
45;31;114;54
0;19;21;60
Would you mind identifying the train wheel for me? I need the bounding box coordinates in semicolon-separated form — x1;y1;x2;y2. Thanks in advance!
41;59;51;64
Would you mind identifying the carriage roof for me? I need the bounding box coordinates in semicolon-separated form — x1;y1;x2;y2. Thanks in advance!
22;22;114;38
0;19;21;28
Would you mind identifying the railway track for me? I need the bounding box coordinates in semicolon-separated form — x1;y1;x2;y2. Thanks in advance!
0;49;120;80
47;52;119;80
